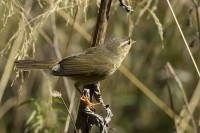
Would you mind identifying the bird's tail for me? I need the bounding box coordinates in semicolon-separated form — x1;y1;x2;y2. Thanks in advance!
14;60;58;70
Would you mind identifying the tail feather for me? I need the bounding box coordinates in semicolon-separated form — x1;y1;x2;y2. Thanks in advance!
15;60;58;70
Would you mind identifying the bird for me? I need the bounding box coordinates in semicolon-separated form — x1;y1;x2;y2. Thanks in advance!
15;36;135;86
15;36;135;107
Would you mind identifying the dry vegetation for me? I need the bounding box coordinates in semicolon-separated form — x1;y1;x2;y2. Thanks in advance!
0;0;200;133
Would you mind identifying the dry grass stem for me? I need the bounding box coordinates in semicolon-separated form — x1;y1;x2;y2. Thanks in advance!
178;80;200;133
136;1;164;48
0;97;17;119
58;10;92;42
166;62;197;133
166;0;200;78
119;65;174;118
0;22;25;103
64;90;76;133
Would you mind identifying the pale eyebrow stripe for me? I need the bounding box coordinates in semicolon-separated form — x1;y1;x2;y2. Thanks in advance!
119;40;129;47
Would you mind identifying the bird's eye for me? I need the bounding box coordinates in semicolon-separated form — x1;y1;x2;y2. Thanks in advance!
128;38;136;45
119;40;129;47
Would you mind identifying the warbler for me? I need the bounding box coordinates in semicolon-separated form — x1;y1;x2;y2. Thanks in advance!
15;36;135;84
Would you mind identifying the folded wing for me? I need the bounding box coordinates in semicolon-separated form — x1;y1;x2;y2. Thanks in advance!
52;52;113;77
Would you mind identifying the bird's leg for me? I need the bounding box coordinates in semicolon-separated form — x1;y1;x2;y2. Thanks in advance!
78;89;106;133
80;95;100;108
74;82;83;94
77;83;113;133
93;82;113;125
75;82;113;122
74;83;101;108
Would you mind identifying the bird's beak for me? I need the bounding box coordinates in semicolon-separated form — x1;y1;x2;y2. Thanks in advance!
130;38;136;45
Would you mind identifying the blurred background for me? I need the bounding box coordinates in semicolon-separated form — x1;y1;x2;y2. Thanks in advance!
0;0;200;133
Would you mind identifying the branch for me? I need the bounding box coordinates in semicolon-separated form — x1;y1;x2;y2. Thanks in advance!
75;0;113;133
92;0;112;47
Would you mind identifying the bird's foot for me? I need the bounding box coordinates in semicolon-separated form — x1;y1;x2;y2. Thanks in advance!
80;95;100;108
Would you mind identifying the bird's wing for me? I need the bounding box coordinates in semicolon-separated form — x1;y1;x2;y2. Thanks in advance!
52;51;113;76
